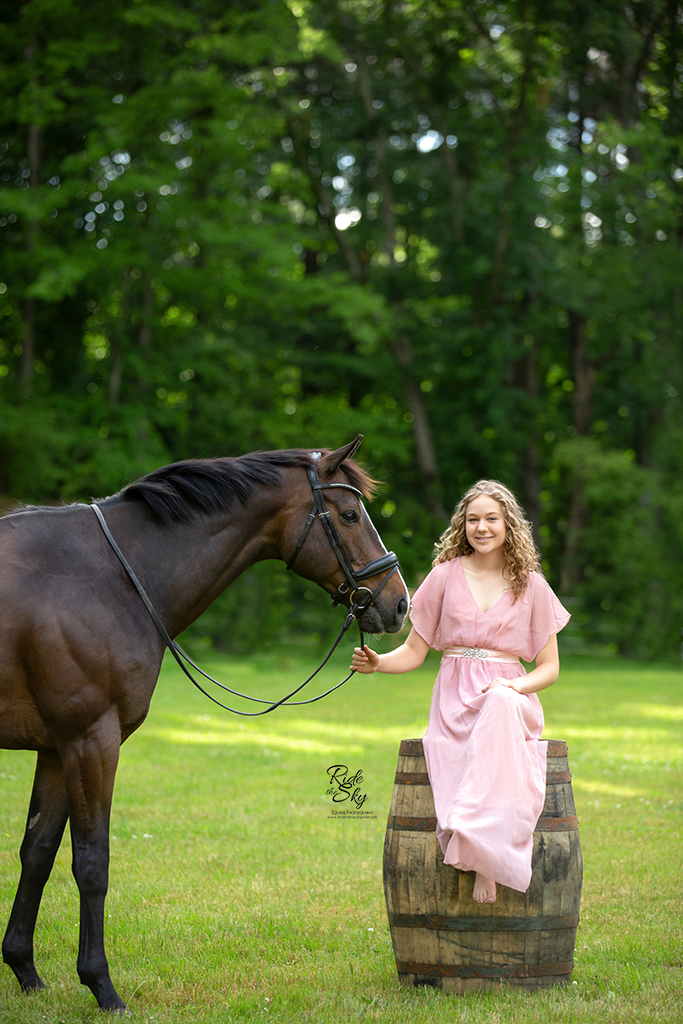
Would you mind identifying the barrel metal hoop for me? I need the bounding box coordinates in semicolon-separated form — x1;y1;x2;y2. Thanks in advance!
396;960;574;980
388;814;580;832
546;739;568;757
394;772;431;785
398;739;426;757
546;770;573;784
388;912;580;932
387;815;436;832
535;815;580;831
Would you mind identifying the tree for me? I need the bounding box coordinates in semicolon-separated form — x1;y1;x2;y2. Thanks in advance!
1;0;681;657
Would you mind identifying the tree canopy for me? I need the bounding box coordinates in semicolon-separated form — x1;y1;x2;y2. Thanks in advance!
1;0;682;659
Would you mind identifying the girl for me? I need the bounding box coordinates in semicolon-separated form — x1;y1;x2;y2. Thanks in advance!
351;480;570;904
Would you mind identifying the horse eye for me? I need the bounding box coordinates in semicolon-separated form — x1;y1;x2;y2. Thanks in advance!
341;510;360;524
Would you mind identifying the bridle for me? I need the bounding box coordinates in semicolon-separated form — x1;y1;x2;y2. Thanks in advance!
285;453;400;618
89;454;403;717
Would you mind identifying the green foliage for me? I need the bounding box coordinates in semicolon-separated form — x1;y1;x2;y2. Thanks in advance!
0;0;681;657
551;438;683;659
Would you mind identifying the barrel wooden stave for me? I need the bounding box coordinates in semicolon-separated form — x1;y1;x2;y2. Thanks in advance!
383;738;582;993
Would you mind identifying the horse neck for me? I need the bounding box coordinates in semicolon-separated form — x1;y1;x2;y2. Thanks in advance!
102;495;282;638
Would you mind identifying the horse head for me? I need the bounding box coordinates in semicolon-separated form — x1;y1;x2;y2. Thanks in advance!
280;435;409;635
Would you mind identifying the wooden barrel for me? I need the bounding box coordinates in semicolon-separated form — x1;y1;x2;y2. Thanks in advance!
383;738;582;992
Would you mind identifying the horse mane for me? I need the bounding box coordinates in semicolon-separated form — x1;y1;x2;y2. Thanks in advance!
114;449;379;525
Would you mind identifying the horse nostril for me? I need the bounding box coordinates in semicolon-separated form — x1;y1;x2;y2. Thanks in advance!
396;596;408;619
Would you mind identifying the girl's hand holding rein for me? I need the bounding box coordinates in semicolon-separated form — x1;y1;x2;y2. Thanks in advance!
351;645;380;674
350;627;430;675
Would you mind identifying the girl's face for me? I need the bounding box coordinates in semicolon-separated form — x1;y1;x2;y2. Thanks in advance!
464;494;506;556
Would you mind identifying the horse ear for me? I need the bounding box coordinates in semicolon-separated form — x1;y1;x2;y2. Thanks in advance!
319;434;364;477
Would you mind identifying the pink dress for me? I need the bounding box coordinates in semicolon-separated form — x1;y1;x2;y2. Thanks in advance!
409;557;570;893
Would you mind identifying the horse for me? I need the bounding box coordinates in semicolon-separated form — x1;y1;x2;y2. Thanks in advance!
0;435;408;1012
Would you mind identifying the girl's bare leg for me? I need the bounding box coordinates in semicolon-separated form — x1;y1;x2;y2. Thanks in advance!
473;873;496;903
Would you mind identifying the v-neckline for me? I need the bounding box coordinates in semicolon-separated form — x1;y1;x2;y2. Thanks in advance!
459;558;509;614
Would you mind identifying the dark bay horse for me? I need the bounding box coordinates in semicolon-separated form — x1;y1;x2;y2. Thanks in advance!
0;436;408;1012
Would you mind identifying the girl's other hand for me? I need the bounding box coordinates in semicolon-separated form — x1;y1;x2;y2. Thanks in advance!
351;644;380;674
481;677;521;694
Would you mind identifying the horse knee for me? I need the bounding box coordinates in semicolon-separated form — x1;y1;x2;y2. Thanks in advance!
19;833;62;883
71;843;109;900
2;933;22;969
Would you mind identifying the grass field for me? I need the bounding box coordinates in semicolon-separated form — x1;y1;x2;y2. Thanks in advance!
0;640;680;1023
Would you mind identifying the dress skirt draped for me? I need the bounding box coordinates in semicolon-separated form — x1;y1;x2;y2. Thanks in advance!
409;558;570;893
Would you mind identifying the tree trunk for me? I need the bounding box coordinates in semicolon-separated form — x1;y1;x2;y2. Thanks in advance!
137;279;154;350
109;273;131;408
568;310;594;436
512;335;542;546
19;297;36;391
19;120;42;394
560;310;594;592
559;479;585;595
391;335;447;521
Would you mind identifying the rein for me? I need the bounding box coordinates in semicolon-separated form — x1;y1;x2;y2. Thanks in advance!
89;455;400;717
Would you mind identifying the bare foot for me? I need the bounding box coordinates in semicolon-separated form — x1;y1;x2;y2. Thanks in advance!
472;873;496;903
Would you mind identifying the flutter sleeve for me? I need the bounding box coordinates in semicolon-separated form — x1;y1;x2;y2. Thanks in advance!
407;561;450;649
526;573;571;660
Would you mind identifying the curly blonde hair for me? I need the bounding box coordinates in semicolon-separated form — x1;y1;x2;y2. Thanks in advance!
433;480;541;601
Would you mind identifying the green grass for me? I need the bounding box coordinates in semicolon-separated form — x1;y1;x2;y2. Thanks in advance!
0;642;680;1023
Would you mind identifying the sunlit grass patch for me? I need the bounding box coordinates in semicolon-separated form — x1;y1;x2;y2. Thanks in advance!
0;650;680;1022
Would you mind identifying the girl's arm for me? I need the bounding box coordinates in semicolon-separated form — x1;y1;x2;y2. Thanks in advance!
481;634;560;695
350;627;430;674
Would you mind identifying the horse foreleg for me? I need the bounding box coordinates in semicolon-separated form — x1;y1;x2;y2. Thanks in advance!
2;750;69;992
61;710;126;1013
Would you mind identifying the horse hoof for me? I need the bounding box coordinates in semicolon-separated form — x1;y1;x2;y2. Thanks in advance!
95;992;128;1015
22;977;46;995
